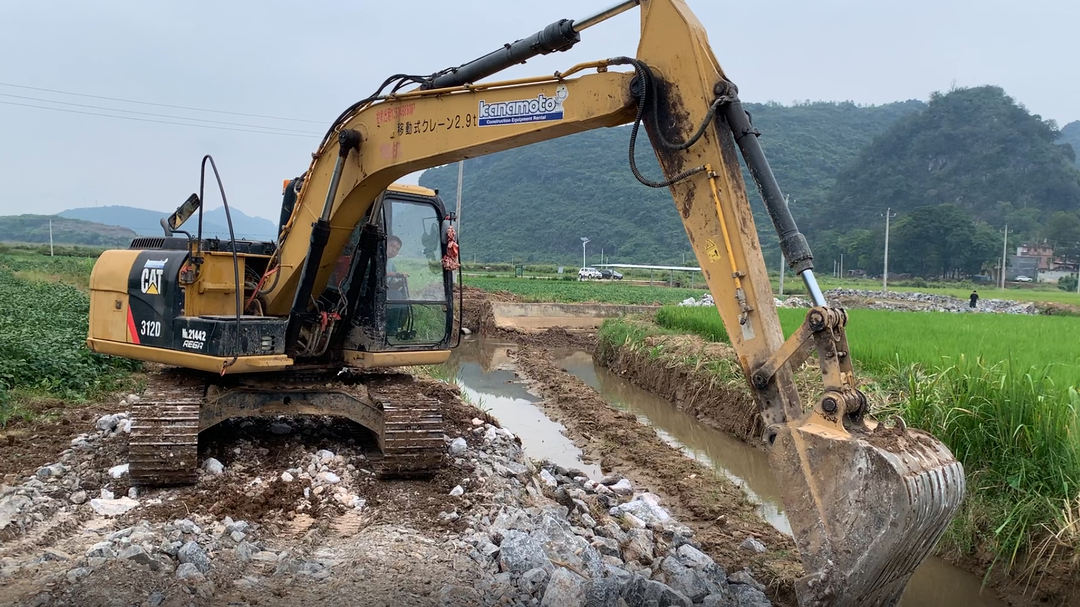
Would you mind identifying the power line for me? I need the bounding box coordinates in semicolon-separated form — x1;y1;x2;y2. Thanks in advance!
0;100;318;138
0;81;324;124
0;93;320;134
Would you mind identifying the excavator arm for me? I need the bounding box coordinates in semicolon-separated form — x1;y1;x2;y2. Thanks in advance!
262;1;964;604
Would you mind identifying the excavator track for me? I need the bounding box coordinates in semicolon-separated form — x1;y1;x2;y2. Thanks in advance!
128;368;447;486
128;370;205;486
373;399;446;479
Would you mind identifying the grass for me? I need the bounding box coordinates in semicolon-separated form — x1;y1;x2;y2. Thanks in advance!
650;304;1080;573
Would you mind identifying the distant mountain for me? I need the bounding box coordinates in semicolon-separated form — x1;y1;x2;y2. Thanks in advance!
418;100;924;264
823;86;1080;232
1061;120;1080;169
0;215;137;247
59;205;278;241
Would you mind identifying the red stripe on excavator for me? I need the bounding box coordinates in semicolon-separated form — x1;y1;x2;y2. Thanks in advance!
127;308;140;344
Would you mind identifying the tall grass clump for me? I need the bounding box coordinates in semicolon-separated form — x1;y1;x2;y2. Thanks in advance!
654;307;730;342
881;358;1080;569
596;317;662;361
654;304;1080;569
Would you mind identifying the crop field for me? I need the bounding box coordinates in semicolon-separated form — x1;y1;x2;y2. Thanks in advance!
656;306;1080;385
0;252;139;425
653;304;1080;568
464;275;704;305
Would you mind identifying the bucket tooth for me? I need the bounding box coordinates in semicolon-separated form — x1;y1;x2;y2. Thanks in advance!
770;419;965;607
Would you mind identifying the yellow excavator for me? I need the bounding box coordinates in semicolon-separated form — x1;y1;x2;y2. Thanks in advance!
86;0;965;604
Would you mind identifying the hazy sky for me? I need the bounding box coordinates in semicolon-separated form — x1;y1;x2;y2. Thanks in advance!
1;0;1076;223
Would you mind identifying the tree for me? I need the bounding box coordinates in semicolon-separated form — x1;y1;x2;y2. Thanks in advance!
1045;211;1080;262
887;205;992;278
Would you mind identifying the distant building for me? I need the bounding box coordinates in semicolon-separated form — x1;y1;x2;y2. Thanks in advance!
1016;242;1055;270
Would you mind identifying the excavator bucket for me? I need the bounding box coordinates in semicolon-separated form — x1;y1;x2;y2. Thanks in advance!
769;419;965;607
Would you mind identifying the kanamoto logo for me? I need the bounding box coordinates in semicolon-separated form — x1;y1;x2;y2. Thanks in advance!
141;258;168;295
478;85;568;127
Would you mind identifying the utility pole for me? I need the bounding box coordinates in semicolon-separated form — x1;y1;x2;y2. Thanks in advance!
840;253;844;280
601;247;605;266
779;250;785;296
883;208;895;291
1000;224;1008;289
49;219;54;256
580;237;590;269
779;194;792;295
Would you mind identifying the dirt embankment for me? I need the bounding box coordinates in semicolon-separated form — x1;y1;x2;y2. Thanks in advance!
511;345;802;606
595;333;763;443
457;285;598;349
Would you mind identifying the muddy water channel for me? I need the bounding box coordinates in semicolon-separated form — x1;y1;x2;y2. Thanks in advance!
444;337;1004;607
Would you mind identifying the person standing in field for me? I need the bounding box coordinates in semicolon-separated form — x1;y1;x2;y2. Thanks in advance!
969;290;979;309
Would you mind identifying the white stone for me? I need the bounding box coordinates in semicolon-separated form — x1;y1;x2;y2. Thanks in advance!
202;458;224;475
315;471;340;484
610;478;633;495
108;464;129;479
449;485;465;497
316;449;335;463
739;537;767;554
471;418;484;426
539;469;558;489
449;437;468;456
99;488;115;500
89;497;139;516
280;472;294;483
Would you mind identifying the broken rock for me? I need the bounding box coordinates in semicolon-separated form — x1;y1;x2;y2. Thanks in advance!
89;497;139;517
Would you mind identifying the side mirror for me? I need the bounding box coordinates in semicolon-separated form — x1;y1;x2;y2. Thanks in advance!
162;193;201;236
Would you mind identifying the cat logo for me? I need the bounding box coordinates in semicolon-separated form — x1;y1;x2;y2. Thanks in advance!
140;258;168;295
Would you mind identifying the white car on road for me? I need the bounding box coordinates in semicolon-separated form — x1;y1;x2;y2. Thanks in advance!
578;267;602;280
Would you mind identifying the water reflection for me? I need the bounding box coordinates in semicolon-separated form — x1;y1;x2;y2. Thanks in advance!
442;338;602;478
553;349;791;534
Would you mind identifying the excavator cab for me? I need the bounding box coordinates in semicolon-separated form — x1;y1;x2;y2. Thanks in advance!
326;186;456;355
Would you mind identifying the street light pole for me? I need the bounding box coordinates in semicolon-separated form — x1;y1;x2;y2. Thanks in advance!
779;249;785;296
580;237;590;269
